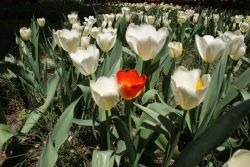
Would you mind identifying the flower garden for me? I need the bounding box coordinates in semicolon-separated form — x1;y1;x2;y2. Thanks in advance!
0;1;250;167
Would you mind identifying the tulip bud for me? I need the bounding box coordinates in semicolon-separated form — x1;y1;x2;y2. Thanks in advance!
167;42;183;59
53;29;62;47
57;29;80;53
213;14;219;23
37;17;46;27
19;27;31;41
193;13;199;23
195;34;226;64
223;149;250;167
80;36;90;48
240;22;250;33
126;23;168;61
90;76;119;110
96;31;116;53
67;12;78;25
69;45;99;76
171;66;211;110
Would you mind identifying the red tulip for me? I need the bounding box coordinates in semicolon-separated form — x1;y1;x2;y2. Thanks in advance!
116;69;147;100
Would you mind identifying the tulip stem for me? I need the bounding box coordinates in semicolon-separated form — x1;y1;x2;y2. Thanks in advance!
105;110;111;150
205;63;210;74
163;110;187;167
125;100;132;137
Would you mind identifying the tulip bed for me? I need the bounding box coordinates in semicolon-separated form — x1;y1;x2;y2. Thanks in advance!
0;2;250;167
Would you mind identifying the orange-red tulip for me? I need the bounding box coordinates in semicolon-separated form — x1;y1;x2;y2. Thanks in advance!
116;69;147;100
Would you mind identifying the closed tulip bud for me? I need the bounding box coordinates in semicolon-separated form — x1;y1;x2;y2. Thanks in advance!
220;31;246;61
144;15;155;25
235;15;244;23
58;29;80;53
89;27;101;39
83;25;91;37
193;13;199;23
90;76;119;110
167;42;183;59
96;31;116;53
80;36;90;48
19;27;31;41
171;66;211;110
67;12;78;25
126;24;168;61
223;149;250;167
240;22;250;33
115;13;123;24
69;45;99;76
37;17;45;27
213;14;219;23
101;20;107;28
107;13;115;25
230;16;235;22
244;16;250;23
195;34;226;64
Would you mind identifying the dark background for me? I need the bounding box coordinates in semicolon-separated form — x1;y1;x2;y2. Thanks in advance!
0;0;249;58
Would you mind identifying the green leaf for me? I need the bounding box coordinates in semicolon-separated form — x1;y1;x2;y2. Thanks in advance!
197;54;228;136
112;116;136;166
141;89;158;104
0;124;17;149
92;150;114;167
37;136;58;167
173;99;250;167
214;68;250;118
50;97;82;151
73;119;99;127
21;73;59;134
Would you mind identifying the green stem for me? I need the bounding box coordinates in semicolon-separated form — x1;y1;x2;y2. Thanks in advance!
125;100;132;137
105;110;111;150
163;111;187;167
205;63;210;74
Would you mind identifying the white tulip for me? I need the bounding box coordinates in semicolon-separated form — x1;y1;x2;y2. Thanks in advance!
84;16;96;27
96;31;116;53
115;13;123;23
193;13;199;23
90;76;119;110
67;12;78;25
69;45;99;76
80;36;90;48
171;66;211;110
195;35;226;63
53;29;62;47
219;31;246;61
89;27;101;39
137;11;144;22
72;22;83;32
235;15;244;23
83;25;91;37
144;15;155;25
213;14;220;23
37;17;46;27
19;27;31;41
240;22;250;33
126;24;168;61
58;29;80;53
223;149;250;167
167;42;183;59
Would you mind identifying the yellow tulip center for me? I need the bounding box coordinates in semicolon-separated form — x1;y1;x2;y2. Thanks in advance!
196;77;204;90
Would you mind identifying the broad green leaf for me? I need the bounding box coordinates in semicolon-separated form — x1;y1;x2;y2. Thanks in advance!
173;99;250;167
197;54;228;136
112;116;136;166
214;68;250;118
38;136;58;167
238;89;250;100
73;119;99;127
92;150;114;167
21;73;59;134
142;89;158;104
50;97;82;151
122;47;137;58
0;124;17;149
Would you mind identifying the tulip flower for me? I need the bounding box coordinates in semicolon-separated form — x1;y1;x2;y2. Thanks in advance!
235;15;244;23
90;76;119;110
19;27;31;41
195;35;226;64
193;13;199;23
57;29;80;53
37;17;45;27
144;15;155;25
67;12;78;25
223;149;250;167
213;14;219;23
53;29;62;47
116;69;147;100
89;27;101;39
167;42;183;59
80;36;90;48
96;30;117;53
69;45;99;76
240;22;250;33
72;22;83;32
219;31;246;61
126;24;168;61
171;66;211;110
